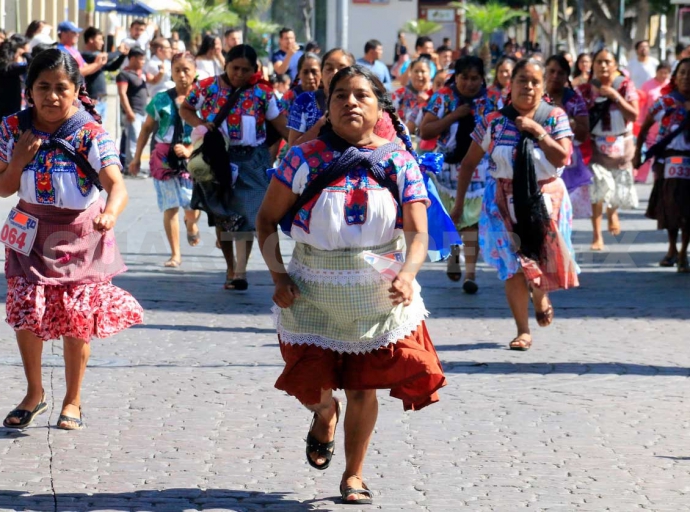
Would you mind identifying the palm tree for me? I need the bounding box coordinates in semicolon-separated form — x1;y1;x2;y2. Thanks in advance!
451;1;526;73
176;0;240;51
402;20;443;37
246;19;280;58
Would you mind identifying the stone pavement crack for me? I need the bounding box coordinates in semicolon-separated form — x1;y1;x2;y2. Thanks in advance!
47;349;57;512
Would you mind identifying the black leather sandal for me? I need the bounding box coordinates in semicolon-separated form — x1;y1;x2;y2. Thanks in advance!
305;398;341;470
446;244;463;282
340;480;373;505
57;406;84;431
3;391;47;429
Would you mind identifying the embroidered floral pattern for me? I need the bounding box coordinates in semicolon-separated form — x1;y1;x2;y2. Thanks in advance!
392;86;428;124
649;94;689;143
287;91;323;133
185;77;275;142
0;114;120;206
274;139;428;233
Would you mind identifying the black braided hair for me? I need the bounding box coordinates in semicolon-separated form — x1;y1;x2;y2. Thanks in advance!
324;64;418;159
25;48;102;124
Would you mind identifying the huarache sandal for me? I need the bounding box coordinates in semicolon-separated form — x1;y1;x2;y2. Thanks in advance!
509;335;532;351
531;292;554;327
659;254;678;267
462;279;478;295
163;258;181;268
340;479;373;505
3;391;47;429
184;219;201;247
446;244;463;282
306;398;342;471
678;256;690;274
57;406;84;431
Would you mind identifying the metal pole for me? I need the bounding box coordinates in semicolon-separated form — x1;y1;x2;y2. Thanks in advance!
337;0;348;49
617;0;625;61
550;0;558;55
660;14;667;61
577;0;585;54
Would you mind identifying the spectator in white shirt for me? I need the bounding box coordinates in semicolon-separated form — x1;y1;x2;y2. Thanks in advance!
627;40;659;89
145;37;174;96
170;30;186;53
195;35;225;80
122;19;155;53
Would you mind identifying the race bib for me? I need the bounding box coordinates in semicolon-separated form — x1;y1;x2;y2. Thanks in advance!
664;156;690;180
470;167;483;183
595;135;626;158
1;208;39;256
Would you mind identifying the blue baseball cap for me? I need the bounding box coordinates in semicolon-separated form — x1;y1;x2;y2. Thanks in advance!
57;21;82;33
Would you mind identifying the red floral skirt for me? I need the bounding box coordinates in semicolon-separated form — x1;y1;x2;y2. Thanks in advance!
275;322;446;411
5;276;144;342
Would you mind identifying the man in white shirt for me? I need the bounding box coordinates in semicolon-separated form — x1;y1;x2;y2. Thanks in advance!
122;19;156;54
627;40;659;89
145;37;174;97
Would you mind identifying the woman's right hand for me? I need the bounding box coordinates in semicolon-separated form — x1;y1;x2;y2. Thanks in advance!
450;104;472;120
12;131;42;169
128;159;140;176
203;121;215;132
273;274;301;308
632;150;642;170
450;202;464;225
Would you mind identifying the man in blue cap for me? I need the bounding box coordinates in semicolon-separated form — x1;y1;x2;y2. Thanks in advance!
57;20;107;76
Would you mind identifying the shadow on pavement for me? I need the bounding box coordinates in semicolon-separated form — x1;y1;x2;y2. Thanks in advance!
131;324;275;334
435;342;503;351
0;488;326;511
440;361;690;376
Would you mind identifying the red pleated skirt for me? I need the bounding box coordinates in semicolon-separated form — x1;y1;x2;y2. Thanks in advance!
275;321;446;411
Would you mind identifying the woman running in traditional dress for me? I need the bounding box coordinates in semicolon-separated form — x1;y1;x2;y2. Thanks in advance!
544;54;592;218
256;65;445;505
451;58;578;351
287;48;355;146
487;56;515;109
0;49;143;430
280;52;321;120
391;56;433;133
634;58;690;272
572;53;592;87
420;56;496;293
130;52;200;268
180;44;288;291
577;48;639;250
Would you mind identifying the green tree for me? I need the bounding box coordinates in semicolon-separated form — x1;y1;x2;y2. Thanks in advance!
246;19;280;58
452;1;526;72
176;0;239;50
402;20;443;37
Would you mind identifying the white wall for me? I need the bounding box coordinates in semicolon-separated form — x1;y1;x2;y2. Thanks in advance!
326;0;418;66
349;0;417;65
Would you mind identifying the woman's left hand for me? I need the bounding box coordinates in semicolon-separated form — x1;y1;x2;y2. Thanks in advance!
389;275;414;306
93;213;116;232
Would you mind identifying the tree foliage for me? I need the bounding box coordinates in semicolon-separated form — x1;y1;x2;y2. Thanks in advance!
402;20;443;37
454;1;527;41
176;0;239;46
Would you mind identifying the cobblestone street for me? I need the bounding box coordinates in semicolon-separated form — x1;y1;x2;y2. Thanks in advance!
0;180;689;512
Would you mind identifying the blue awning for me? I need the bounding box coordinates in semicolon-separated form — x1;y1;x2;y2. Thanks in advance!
79;0;157;15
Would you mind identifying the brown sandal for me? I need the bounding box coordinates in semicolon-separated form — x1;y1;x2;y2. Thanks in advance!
535;304;554;327
509;335;532;351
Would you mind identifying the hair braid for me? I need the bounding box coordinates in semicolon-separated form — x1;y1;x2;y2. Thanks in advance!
78;84;102;124
384;104;418;160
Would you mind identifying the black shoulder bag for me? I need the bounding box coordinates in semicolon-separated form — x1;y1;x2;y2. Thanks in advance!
189;76;251;191
165;87;188;176
499;101;556;262
18;108;103;191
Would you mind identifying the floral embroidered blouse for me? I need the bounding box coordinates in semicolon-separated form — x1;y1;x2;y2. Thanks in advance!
287;91;323;133
278;85;303;116
471;107;573;181
647;92;690;152
391;85;428;124
0;113;120;209
185;76;280;146
274;139;429;251
423;86;496;152
145;90;194;145
487;84;510;109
